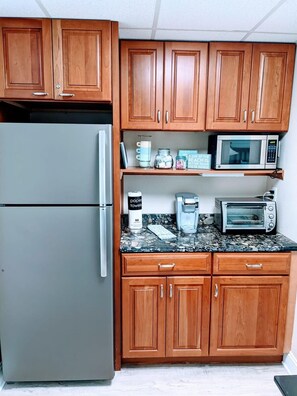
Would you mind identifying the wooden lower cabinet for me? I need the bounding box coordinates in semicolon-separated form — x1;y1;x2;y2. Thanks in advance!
210;276;289;356
121;252;291;361
122;276;211;358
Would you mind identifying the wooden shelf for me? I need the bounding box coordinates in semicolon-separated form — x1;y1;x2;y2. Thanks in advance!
121;167;284;180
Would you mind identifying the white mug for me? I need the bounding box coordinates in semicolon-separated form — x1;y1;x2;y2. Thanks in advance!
136;141;151;167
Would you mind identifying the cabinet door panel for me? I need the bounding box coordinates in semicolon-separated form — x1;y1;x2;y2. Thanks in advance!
210;276;289;356
52;20;111;101
122;277;166;358
206;43;252;130
0;18;53;99
164;42;207;131
121;41;164;129
248;44;295;131
166;276;210;357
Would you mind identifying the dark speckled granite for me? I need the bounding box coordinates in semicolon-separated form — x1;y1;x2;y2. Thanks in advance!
120;214;297;253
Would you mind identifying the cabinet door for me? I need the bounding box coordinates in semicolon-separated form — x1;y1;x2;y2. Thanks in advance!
206;42;252;130
210;276;289;356
122;277;166;358
120;41;164;130
52;20;111;101
166;276;211;357
248;44;295;131
163;42;208;131
0;18;53;99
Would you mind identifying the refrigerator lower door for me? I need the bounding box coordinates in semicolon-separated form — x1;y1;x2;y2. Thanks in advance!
0;206;114;382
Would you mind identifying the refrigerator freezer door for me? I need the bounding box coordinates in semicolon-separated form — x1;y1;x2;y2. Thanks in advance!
0;206;114;381
0;123;112;205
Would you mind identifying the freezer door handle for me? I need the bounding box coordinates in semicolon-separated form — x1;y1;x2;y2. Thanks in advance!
98;131;106;205
99;208;107;278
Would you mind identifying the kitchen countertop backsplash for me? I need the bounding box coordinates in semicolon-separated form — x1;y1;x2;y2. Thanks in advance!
120;214;297;253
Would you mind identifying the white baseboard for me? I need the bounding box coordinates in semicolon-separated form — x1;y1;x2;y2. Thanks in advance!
283;352;297;374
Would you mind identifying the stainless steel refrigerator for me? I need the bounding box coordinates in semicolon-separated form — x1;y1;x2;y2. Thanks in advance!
0;123;114;382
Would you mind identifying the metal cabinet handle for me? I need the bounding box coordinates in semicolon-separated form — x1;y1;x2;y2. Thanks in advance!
246;263;263;269
33;92;48;96
243;110;247;123
158;263;176;270
59;93;75;97
160;284;164;298
157;110;161;123
165;111;169;124
251;110;255;123
214;284;219;298
169;284;173;298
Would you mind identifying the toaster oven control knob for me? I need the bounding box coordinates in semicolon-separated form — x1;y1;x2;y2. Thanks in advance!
269;222;274;228
269;214;274;219
268;206;274;211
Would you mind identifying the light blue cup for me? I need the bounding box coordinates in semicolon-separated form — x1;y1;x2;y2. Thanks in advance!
136;141;151;167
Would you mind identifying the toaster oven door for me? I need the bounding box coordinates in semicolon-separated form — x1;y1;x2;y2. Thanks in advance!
224;203;266;232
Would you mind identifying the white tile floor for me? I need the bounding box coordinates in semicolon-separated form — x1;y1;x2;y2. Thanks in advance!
0;363;287;396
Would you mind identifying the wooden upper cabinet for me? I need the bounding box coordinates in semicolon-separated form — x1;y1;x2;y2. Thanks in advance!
206;42;252;130
248;44;295;131
210;276;289;356
120;41;164;130
207;42;296;131
120;41;208;130
0;18;53;99
52;20;111;101
163;42;208;130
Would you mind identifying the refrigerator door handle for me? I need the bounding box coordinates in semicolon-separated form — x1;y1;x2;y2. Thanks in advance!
98;131;106;205
99;208;107;278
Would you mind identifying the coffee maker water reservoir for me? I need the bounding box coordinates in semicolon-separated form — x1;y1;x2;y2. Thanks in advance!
175;192;199;234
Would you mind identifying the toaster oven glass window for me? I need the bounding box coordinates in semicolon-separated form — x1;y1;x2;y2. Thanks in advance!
226;204;265;229
221;140;262;165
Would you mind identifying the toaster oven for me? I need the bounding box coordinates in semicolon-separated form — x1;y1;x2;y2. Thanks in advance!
214;197;277;234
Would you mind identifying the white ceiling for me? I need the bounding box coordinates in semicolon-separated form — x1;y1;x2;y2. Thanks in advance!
1;0;297;43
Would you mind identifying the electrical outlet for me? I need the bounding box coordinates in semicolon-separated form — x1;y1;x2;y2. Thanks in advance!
270;187;277;202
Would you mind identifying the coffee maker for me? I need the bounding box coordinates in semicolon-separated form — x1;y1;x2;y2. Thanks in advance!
175;192;199;234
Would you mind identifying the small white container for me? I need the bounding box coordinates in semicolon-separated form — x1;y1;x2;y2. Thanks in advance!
128;191;142;233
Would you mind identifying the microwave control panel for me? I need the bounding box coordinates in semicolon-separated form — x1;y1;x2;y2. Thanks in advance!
266;139;278;163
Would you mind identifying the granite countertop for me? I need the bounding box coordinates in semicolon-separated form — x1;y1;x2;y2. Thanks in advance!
120;214;297;254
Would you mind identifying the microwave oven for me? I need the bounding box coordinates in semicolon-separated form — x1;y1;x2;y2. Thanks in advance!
214;197;277;234
208;135;279;170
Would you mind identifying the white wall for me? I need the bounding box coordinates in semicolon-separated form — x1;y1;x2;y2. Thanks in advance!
123;131;267;213
267;52;297;365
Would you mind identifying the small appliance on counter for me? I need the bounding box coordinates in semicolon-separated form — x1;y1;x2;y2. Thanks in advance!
175;192;199;234
214;197;277;234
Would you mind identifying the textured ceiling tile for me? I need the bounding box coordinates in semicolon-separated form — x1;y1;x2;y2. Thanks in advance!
0;0;46;17
154;30;247;41
119;29;153;40
246;32;297;43
255;0;297;33
40;0;156;28
157;0;280;31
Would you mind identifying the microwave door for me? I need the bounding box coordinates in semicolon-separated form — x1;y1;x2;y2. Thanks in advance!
225;203;266;231
217;136;266;170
